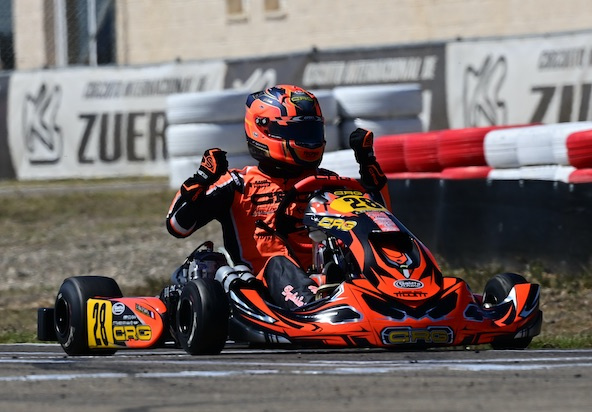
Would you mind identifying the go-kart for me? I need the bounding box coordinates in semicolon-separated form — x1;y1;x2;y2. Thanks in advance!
37;175;542;355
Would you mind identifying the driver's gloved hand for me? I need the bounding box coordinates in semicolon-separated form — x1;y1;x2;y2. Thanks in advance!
349;128;387;191
349;127;376;165
181;148;228;202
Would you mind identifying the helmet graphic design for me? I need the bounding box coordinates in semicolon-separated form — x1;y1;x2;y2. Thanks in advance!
245;85;326;171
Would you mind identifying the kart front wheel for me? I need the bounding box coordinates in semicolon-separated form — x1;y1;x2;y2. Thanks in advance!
482;272;532;350
54;276;122;356
176;278;229;355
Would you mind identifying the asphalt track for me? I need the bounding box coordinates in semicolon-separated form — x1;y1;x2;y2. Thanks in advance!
0;344;590;411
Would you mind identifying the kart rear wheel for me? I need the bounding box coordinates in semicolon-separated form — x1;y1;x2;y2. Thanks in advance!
482;272;532;350
54;276;123;356
176;278;229;355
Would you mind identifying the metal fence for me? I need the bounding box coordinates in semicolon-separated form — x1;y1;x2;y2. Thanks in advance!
0;0;115;71
51;0;115;67
0;0;12;69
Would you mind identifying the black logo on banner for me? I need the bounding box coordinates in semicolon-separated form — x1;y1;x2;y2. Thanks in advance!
23;84;63;164
231;68;277;91
22;83;168;167
463;55;508;127
77;111;168;164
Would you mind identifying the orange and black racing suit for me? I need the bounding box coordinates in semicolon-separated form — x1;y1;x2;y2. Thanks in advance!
166;164;390;309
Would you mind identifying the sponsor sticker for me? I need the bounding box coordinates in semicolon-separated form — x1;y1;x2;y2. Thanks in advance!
366;211;400;231
112;302;126;315
394;279;424;289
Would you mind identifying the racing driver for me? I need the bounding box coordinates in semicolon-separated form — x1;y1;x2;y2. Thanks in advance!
166;85;390;310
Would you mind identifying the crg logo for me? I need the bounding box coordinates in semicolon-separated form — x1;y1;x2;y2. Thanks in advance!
381;326;454;345
113;325;152;342
394;279;424;289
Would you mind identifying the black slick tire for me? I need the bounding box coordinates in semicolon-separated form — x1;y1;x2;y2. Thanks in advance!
176;278;229;355
54;276;122;356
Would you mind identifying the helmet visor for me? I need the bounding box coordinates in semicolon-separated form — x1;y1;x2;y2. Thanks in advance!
267;116;325;146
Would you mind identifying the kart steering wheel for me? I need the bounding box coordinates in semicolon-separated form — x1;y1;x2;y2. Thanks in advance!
251;175;366;270
274;175;366;237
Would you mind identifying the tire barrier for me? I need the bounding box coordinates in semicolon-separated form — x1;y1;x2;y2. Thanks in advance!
165;89;247;124
374;134;407;173
324;124;341;152
484;122;592;169
568;168;592;183
334;84;424;149
165;89;252;187
168;156;199;189
550;122;592;166
310;89;340;152
483;127;526;168
352;157;490;184
386;171;443;180
566;130;592;169
333;84;423;118
165;85;425;187
164;85;592;187
165;123;246;157
482;122;592;182
439;166;492;179
402;131;442;172
515;125;559;167
511;122;592;167
373;122;592;183
310;89;339;125
436;125;533;169
438;126;505;168
488;165;575;182
319;149;360;179
339;118;424;148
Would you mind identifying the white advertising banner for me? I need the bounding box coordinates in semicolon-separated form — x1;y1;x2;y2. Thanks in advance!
446;32;592;128
8;61;226;179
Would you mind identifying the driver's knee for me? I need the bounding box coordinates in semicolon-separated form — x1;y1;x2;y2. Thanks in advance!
262;256;317;310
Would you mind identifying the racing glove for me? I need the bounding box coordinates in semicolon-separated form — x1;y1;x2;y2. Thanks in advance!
181;148;228;202
349;128;387;191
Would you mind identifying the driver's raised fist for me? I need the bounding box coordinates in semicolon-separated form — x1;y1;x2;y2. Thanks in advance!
181;148;228;202
349;128;375;165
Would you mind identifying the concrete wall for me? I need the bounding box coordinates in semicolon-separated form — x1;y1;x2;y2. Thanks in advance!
13;0;49;70
12;0;592;69
114;0;592;65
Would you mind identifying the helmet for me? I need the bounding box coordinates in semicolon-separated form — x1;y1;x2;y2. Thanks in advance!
245;85;326;172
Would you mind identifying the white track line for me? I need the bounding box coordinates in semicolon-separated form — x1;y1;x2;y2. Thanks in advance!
1;361;592;382
1;352;592;381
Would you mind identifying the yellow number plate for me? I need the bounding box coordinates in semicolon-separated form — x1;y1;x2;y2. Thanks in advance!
330;195;387;213
87;298;116;348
